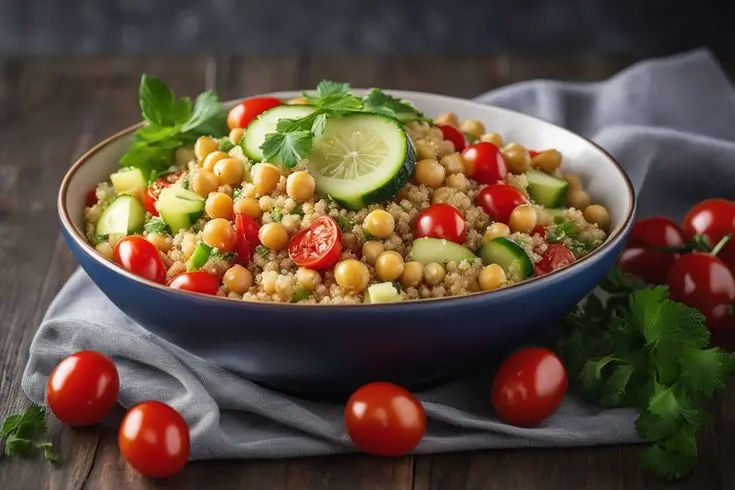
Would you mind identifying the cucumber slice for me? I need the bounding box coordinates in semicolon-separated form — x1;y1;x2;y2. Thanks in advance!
364;282;403;304
526;169;569;208
478;237;534;281
95;195;146;237
110;167;148;197
243;105;316;161
156;186;205;233
186;242;212;271
409;237;476;265
308;114;415;210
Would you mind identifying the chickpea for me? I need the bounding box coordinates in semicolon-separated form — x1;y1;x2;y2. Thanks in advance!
202;218;236;252
438;140;455;157
191;169;220;197
415;141;436;160
252;163;281;195
258;223;289;251
194;136;219;161
95;242;114;261
375;251;405;282
288;96;309;105
482;222;511;244
439;153;464;175
175;146;195;167
460;119;485;140
567;189;592;210
362;241;384;265
147;232;172;252
434;112;459;127
202;150;229;171
296;268;322;291
400;261;424;288
214;158;245;186
229;127;245;145
584;204;611;231
415;158;446;188
532;149;562;173
428;126;444;140
205;192;234;219
424;262;446;286
478;264;507;291
233;197;262;219
334;259;370;293
223;265;253;294
286;171;316;203
508;204;538;234
565;173;583;190
480;132;504;147
364;210;395;239
502;143;532;174
445;173;468;191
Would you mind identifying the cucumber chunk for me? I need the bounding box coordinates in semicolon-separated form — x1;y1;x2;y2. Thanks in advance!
308;113;415;210
478;237;534;281
110;167;148;197
409;237;477;265
95;195;146;237
186;242;212;271
243;105;316;161
364;282;402;304
526;169;569;208
156;186;205;233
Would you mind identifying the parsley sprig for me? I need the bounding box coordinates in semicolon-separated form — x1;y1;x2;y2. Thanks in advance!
261;80;429;168
559;268;735;480
1;405;57;462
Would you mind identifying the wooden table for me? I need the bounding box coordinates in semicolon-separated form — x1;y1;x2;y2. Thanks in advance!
1;55;734;490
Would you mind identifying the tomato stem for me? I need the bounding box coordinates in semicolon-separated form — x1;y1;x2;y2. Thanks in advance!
709;233;732;257
650;235;711;254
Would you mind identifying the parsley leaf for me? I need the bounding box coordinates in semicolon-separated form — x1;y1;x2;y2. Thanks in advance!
271;207;283;223
335;215;355;232
255;245;269;257
219;137;235;153
362;88;428;123
139;74;192;127
261;130;314;168
144;217;170;235
1;405;55;461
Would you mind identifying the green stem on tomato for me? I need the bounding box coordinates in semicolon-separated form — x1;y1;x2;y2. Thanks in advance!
710;233;732;257
650;235;712;254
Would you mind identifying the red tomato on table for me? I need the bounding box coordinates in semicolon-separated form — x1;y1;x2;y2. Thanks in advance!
288;216;343;270
114;236;167;284
618;216;686;285
535;244;575;276
682;199;735;270
436;124;466;152
414;203;467;244
46;351;119;427
461;142;508;185
227;97;284;129
168;271;220;295
476;183;527;224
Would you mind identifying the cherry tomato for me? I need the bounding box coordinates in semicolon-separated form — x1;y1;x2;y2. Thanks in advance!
114;236;166;284
491;347;568;427
344;382;426;457
527;150;540;158
46;351;119;427
618;216;686;285
666;252;735;333
461;142;508;185
168;271;220;295
85;189;98;207
414;203;467;244
235;213;261;264
682;199;735;269
144;177;174;216
532;225;547;239
476;183;527;224
288;216;343;270
227;97;284;130
436;124;466;152
118;401;190;478
535;244;575;276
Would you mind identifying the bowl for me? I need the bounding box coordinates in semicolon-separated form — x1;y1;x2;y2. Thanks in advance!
58;89;636;399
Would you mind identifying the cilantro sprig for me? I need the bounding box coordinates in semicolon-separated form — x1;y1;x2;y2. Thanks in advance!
559;267;735;480
1;405;57;462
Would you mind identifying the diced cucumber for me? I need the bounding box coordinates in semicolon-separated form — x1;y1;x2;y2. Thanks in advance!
156;186;205;233
186;242;212;271
308;113;416;210
478;237;534;281
110;167;148;197
95;195;146;237
364;282;402;304
526;169;569;208
243;105;316;161
409;237;476;265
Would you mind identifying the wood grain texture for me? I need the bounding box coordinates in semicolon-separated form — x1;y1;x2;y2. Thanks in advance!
0;54;734;490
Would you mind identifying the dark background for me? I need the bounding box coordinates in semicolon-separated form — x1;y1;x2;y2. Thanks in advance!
1;0;733;55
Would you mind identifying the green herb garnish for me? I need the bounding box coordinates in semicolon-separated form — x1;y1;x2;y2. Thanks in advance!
210;249;236;261
219;137;235;153
1;405;56;461
335;215;355;232
291;288;310;303
271;207;283;223
291;204;304;217
255;245;269;257
144;217;170;235
93;234;109;245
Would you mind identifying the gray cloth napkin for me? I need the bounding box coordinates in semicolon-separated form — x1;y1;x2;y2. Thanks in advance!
22;48;735;460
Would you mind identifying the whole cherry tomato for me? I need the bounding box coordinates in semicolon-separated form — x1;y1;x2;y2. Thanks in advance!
491;347;568;427
618;216;686;285
235;213;261;264
46;351;120;427
344;382;426;457
666;252;735;333
114;236;166;284
118;401;190;478
682;199;735;269
476;183;527;224
436;124;466;152
461;142;508;185
288;216;343;270
227;97;284;130
535;244;575;276
414;203;467;244
168;271;220;295
143;172;181;216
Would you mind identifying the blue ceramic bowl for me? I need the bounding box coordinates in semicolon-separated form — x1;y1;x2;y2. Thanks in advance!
59;89;636;398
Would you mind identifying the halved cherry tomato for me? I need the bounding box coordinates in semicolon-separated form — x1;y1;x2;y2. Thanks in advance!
436;124;466;152
288;216;342;270
344;382;426;457
532;225;547;239
168;271;220;295
143;176;177;216
235;213;261;264
461;142;508;185
227;96;284;130
682;199;735;270
491;347;568;427
114;236;166;284
414;203;467;244
118;401;190;478
476;183;527;224
618;216;686;285
85;189;98;207
46;351;120;427
535;244;575;276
